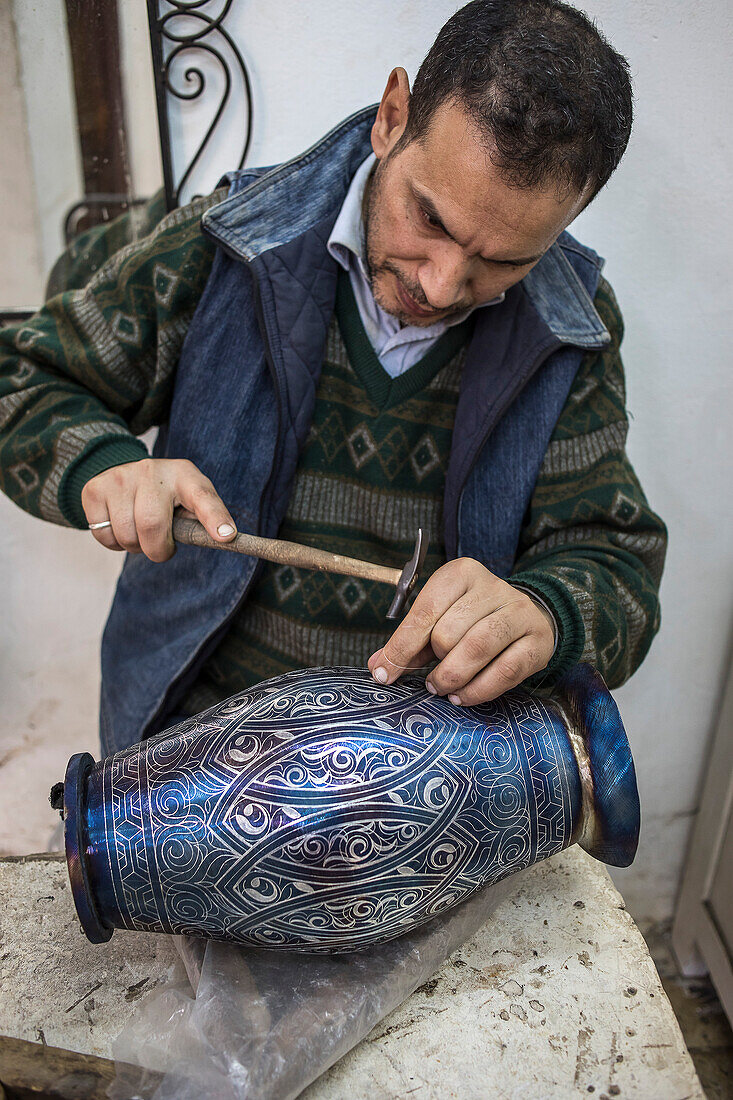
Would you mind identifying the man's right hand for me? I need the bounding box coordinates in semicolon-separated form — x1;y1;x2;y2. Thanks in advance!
81;458;237;562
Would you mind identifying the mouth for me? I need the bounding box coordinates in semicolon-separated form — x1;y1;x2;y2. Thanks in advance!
394;276;441;320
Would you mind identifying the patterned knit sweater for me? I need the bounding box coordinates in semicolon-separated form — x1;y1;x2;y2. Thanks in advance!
0;195;667;691
181;270;471;714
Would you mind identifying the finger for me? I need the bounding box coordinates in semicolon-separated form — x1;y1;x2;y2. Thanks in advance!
177;474;237;543
427;586;524;660
427;606;531;697
444;637;549;707
82;478;125;552
88;523;125;552
134;485;175;562
107;491;142;554
367;643;435;680
371;566;471;684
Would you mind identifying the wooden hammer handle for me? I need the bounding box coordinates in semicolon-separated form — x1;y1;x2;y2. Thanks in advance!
172;516;402;586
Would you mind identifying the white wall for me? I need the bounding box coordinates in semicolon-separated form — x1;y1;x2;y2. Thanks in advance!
0;0;44;305
568;0;733;922
2;0;732;924
11;0;82;284
118;0;163;198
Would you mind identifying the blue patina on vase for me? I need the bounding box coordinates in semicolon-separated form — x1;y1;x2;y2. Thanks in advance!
60;662;639;953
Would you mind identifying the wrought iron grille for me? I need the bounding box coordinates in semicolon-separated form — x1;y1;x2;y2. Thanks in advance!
146;0;254;211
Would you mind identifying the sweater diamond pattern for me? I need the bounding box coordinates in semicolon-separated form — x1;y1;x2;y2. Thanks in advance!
180;296;468;714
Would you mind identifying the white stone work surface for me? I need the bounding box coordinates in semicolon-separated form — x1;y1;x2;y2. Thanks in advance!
303;848;704;1100
0;855;177;1061
0;848;702;1098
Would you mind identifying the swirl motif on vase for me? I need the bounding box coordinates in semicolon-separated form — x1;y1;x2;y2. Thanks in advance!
65;664;640;952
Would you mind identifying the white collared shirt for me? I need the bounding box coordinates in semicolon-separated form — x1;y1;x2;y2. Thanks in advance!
327;153;503;379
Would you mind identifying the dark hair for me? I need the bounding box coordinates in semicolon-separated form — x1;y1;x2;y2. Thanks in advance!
402;0;633;200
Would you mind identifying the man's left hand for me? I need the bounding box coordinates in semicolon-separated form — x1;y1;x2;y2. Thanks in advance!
367;558;555;705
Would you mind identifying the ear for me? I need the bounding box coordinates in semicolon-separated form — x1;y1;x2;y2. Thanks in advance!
371;67;411;159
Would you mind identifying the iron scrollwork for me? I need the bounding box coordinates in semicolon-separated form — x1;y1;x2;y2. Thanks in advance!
146;0;253;211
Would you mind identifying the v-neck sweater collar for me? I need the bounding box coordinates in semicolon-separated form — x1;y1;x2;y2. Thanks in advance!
334;267;472;412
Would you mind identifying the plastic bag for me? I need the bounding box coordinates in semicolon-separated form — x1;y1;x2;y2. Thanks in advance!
109;869;527;1099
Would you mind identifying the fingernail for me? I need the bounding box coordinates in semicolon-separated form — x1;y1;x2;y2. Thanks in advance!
373;667;388;684
217;523;235;537
448;694;462;706
425;681;437;695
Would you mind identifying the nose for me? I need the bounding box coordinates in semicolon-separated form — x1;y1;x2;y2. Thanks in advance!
418;245;471;311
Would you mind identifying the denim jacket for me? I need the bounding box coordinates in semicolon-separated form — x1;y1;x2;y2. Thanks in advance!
99;105;610;755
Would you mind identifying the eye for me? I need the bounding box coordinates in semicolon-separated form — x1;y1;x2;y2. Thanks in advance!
418;204;443;231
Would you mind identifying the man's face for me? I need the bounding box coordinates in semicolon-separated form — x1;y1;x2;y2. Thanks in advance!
366;82;587;327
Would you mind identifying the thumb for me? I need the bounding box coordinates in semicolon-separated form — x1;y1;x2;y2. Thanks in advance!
177;485;237;544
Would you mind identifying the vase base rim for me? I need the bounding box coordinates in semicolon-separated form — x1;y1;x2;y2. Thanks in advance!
64;752;113;943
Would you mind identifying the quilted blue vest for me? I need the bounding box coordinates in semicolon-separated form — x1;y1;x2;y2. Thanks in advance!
99;105;610;755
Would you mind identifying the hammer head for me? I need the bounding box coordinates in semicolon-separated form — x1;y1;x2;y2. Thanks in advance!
387;529;429;619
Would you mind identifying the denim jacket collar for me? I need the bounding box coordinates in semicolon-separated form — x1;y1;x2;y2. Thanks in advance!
202;104;609;351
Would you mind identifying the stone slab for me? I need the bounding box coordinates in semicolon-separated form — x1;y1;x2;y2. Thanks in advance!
0;854;177;1061
304;849;704;1100
0;849;703;1099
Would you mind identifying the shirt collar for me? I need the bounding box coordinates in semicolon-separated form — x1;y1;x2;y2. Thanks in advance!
327;152;374;273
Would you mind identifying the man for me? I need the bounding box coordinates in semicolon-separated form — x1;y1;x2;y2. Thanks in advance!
0;0;666;755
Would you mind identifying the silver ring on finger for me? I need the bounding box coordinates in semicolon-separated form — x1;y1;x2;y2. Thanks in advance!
88;520;112;531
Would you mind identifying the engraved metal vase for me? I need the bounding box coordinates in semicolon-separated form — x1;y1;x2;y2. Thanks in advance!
59;663;639;953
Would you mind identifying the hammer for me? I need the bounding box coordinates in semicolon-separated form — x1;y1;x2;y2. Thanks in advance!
172;516;428;619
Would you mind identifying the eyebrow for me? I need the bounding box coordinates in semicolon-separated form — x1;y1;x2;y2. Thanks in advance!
411;185;545;267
